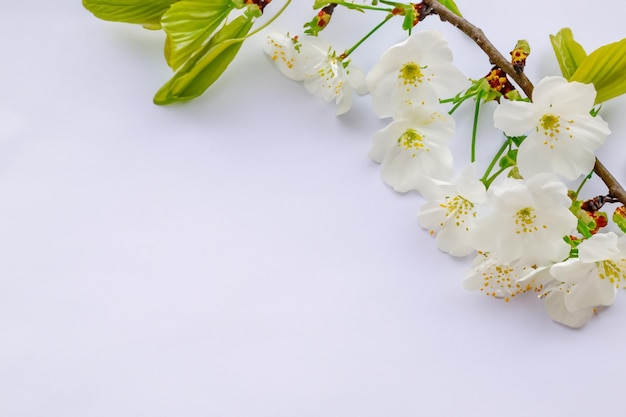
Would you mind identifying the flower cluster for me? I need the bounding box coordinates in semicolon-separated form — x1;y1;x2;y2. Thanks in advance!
266;24;626;328
82;0;626;329
375;32;621;328
358;31;618;327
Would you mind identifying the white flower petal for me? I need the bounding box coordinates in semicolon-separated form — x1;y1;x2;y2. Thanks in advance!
578;232;620;263
379;150;426;192
426;63;469;98
563;276;616;311
390;83;441;117
417;199;447;229
493;100;538;136
455;165;488;204
347;65;368;95
264;32;308;81
369;74;398;118
544;290;595;328
335;87;352;115
533;76;596;112
550;258;596;284
435;221;474;256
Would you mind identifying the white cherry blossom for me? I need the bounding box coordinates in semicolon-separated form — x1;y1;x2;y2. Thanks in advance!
469;173;577;265
303;53;367;115
544;232;626;328
264;32;313;81
369;108;455;193
418;165;487;256
264;33;366;115
464;252;551;302
366;30;468;118
493;76;610;180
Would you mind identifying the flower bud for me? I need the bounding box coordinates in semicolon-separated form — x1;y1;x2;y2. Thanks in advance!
510;39;530;73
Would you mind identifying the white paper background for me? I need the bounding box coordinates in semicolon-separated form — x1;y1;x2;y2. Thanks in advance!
2;1;626;416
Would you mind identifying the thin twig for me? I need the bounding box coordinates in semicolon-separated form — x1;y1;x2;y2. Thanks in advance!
422;0;626;206
594;159;626;204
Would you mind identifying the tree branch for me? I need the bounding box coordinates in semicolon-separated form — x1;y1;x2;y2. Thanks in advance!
422;0;626;206
594;159;626;204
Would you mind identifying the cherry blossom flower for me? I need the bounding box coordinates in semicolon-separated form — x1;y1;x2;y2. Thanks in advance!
366;30;468;118
303;52;367;115
464;252;551;302
369;108;455;193
493;76;611;180
264;32;366;115
264;32;312;81
469;173;577;265
417;165;487;256
543;232;626;328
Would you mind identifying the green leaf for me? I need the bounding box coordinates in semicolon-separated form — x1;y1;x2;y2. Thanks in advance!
549;28;587;80
162;0;234;70
570;38;626;103
154;14;254;104
499;149;517;169
613;206;626;233
438;0;462;17
401;7;415;31
508;135;525;147
82;0;179;28
570;200;594;238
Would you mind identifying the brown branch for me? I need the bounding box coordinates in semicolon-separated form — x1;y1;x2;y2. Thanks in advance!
422;0;626;206
594;159;626;204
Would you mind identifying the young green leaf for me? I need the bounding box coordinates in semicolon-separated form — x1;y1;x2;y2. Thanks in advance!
549;28;587;80
570;199;596;238
154;14;254;104
82;0;179;29
401;7;416;31
614;206;626;234
438;0;462;17
570;38;626;103
499;149;517;169
162;0;234;70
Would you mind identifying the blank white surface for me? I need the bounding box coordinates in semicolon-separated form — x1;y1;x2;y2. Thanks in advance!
2;1;626;416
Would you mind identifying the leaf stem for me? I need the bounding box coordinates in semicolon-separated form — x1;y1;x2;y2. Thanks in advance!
481;136;510;186
573;170;594;199
471;90;483;163
342;13;394;59
483;166;508;189
333;1;394;12
247;0;293;38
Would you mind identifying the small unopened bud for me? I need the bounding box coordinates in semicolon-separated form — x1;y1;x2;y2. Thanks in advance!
245;0;271;13
510;40;530;73
304;3;337;35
